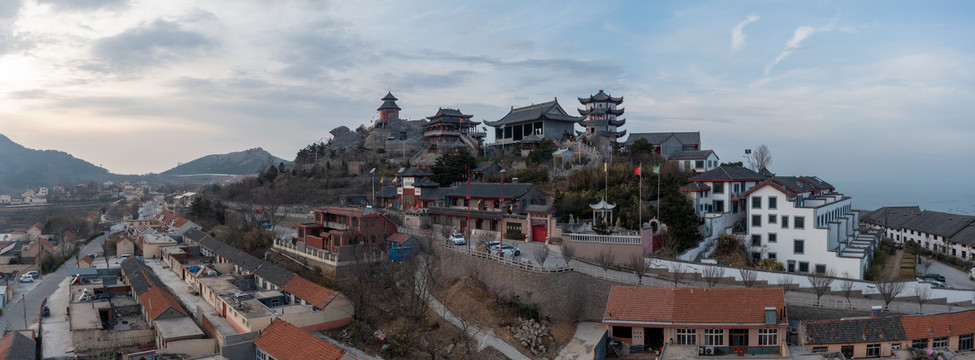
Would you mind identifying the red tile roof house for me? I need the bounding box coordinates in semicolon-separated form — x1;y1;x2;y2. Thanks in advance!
603;286;789;357
285;207;399;265
799;309;975;358
254;319;357;360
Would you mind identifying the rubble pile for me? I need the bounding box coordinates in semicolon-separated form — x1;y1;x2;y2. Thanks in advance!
507;318;554;356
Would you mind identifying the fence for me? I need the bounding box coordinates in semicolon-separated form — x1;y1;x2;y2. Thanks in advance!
442;244;573;274
567;233;642;245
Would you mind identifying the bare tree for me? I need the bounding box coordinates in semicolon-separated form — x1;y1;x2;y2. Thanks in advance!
917;256;933;277
739;267;759;288
560;245;575;266
748;144;773;171
876;275;907;311
914;284;931;314
839;274;856;307
702;266;725;288
629;254;650;286
777;275;797;295
670;263;686;287
809;269;837;306
594;248;615;270
531;246;550;267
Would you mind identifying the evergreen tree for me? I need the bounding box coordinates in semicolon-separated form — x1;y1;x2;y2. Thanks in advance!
430;150;478;185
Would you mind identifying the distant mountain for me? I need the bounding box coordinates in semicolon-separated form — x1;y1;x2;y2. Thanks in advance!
162;148;291;176
0;133;112;192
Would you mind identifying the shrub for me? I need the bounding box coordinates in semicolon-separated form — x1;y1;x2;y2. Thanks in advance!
756;258;785;271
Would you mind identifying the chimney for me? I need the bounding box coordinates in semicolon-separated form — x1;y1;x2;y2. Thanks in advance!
764;307;776;325
871;305;883;318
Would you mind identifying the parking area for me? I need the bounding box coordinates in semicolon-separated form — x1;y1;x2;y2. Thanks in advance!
923;257;975;290
12;272;43;300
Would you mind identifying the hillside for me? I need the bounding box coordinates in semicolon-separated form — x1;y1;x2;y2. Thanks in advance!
0;133;111;192
162;148;291;176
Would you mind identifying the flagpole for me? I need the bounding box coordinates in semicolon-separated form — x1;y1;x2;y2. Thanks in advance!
656;163;661;222
639;163;642;231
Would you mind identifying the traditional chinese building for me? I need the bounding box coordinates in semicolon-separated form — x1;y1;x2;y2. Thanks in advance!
578;90;626;141
485;99;581;151
422;108;484;152
375;91;401;128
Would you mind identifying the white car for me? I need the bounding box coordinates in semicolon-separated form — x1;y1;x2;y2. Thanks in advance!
23;271;39;280
19;275;34;283
489;244;521;257
449;233;467;245
969;267;975;281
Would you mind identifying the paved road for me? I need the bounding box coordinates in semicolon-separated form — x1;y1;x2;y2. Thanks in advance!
0;233;108;331
921;256;975;290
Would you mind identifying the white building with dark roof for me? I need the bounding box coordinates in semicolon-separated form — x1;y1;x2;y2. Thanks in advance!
670;149;719;174
485;99;582;149
742;176;877;279
680;166;768;245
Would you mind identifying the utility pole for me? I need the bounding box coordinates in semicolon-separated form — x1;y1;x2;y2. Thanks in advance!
639;163;642;230
22;294;26;329
370;168;376;207
466;165;471;252
499;169;505;257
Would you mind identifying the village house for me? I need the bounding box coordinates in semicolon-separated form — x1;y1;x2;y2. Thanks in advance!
118;258;208;350
862;207;975;262
743;176;878;279
427;182;557;243
254;319;356;360
671;150;720;174
625;131;702;157
283;207;399;265
603;286;788;357
0;331;36;359
799;309;975;358
680;166;768;243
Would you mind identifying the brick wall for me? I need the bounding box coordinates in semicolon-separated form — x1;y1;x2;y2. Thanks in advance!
440;251;613;322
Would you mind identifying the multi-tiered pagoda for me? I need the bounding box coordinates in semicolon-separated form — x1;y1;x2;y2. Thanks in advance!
375;91;401;128
578;90;626;140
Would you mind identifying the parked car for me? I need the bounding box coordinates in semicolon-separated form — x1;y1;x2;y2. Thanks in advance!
489;244;521;257
19;275;33;283
926;280;949;289
923;273;946;282
448;233;467;245
969;268;975;281
485;241;500;251
23;271;39;280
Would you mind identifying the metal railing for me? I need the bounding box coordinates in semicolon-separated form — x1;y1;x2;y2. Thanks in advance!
567;233;642;245
442;244;573;273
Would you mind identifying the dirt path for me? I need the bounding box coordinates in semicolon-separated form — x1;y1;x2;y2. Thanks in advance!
880;248;905;280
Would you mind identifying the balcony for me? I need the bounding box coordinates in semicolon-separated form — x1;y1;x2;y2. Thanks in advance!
323;221;349;230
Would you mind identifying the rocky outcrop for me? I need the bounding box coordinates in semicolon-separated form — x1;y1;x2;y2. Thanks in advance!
507;318;554;357
329;126;364;149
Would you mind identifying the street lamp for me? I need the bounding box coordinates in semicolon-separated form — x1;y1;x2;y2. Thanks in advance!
499;168;505;257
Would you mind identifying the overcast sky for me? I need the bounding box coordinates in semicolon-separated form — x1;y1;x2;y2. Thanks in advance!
0;0;973;208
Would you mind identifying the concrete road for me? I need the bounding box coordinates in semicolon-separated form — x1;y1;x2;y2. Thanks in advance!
0;232;109;331
922;257;975;290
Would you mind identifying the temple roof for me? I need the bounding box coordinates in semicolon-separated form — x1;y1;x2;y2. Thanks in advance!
580;118;626;127
484;99;582;127
624;132;700;147
578;90;623;104
377;92;401;111
424;108;480;126
590;198;616;210
426;108;473;120
578;107;625;116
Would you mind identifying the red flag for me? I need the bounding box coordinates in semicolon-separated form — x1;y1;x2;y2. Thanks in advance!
634;166;641;175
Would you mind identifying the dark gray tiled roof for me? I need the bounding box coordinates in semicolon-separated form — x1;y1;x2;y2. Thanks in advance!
376;186;397;198
680;182;711;192
689;166;767;182
416;187;448;202
951;223;975;247
429;207;502;220
578;90;623;104
771;176;816;193
181;228;209;245
128;271;154;296
745;180;797;198
901;211;975;238
400;167;432;177
1;331;36;360
669;150;716;160
800;176;834;190
413;178;440;187
624;132;700;146
861;206;922;228
444;183;536;199
802;317;906;344
426;108;473;120
484;100;582;127
197;235;298;288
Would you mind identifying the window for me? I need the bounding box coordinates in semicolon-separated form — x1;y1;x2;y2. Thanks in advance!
912;339;928;349
768;252;777;259
891;343;901;351
695;160;704;169
676;329;696;345
612;326;632;338
794;240;805;254
752;215;761;227
256;348;269;360
752;196;762;209
768;197;777;209
768;214;777;224
768;233;777;243
812;347;828;353
758;329;778;346
713;183;724;194
960;334;974;351
815;264;827;274
781;216;789;228
933;337;949;347
752;235;761;247
867;344;881;357
799;262;809;272
795;216;805;229
704;329;724;346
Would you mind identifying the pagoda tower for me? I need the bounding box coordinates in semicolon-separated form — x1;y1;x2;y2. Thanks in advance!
578;90;626;141
376;91;401;128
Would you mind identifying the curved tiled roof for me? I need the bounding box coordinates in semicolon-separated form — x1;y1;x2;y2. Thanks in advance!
578;90;623;104
484;100;582;127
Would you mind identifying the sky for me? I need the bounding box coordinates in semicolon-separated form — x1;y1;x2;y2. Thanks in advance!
0;0;973;211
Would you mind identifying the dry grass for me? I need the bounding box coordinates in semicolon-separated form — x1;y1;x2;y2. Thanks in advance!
436;276;575;359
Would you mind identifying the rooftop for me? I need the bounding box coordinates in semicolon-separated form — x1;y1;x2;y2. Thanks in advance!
604;286;786;325
254;319;348;360
485;99;582;127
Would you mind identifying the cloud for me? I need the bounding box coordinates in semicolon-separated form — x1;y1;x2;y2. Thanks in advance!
389;70;476;90
765;19;836;75
35;0;127;11
731;14;759;54
88;19;213;73
274;24;369;79
0;0;28;55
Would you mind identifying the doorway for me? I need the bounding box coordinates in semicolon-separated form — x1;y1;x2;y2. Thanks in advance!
729;329;748;352
644;327;664;352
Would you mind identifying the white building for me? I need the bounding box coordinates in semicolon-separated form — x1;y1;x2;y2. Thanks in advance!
743;176;877;279
37;187;48;196
680;166;768;243
0;195;10;204
863;208;975;262
671;150;720;174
